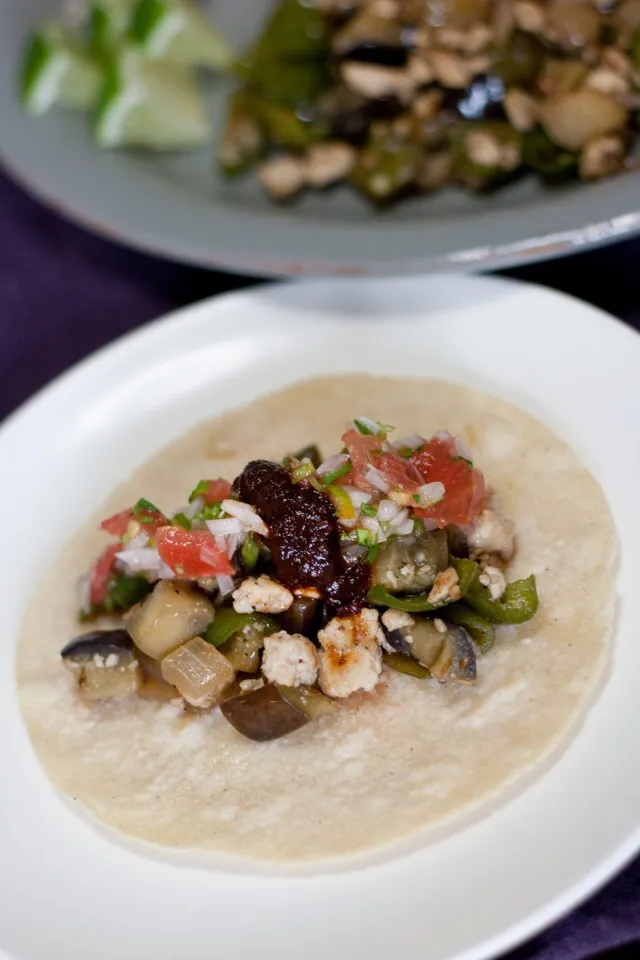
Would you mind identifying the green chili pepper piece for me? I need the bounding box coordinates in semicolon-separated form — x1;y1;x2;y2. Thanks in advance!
204;607;279;648
241;532;260;572
188;480;210;503
442;603;495;653
172;512;192;531
291;460;317;483
325;484;355;519
465;574;539;625
322;461;351;485
382;652;431;679
294;444;322;468
367;558;478;612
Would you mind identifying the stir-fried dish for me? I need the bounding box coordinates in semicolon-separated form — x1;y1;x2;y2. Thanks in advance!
221;0;640;204
62;417;538;742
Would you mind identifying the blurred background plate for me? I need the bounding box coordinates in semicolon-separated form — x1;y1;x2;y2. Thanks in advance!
2;0;640;277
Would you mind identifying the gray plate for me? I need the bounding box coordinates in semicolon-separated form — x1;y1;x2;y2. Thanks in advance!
2;0;640;276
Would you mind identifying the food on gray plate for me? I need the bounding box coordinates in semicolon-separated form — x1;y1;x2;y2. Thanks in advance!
17;377;615;861
221;0;640;204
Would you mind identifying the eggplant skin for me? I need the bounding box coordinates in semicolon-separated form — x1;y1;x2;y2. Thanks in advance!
220;683;310;741
61;630;133;662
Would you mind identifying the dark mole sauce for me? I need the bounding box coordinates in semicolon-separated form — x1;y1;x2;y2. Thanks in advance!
233;460;370;614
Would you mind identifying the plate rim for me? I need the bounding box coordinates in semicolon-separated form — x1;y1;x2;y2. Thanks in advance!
2;274;640;960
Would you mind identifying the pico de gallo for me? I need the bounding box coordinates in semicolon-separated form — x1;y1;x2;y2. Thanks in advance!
62;417;539;741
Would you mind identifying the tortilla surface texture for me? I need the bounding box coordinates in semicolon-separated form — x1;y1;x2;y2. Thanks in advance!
17;376;616;862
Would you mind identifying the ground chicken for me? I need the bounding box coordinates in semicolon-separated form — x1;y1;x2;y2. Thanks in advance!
317;608;382;699
467;508;516;562
261;631;319;687
232;575;294;614
427;566;461;605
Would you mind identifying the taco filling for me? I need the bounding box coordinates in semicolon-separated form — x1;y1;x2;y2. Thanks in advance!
63;419;538;741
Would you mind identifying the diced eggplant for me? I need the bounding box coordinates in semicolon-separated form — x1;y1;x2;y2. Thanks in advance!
277;683;338;719
372;530;449;594
279;596;322;636
382;652;431;678
220;683;310;741
126;581;214;660
161;637;236;708
405;617;447;666
219;620;268;673
61;629;142;700
430;626;476;684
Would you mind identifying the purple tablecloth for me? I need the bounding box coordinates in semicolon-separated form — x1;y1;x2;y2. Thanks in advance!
1;168;639;960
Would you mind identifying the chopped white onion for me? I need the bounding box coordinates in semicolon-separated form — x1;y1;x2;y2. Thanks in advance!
317;452;348;476
221;499;269;536
360;514;387;542
116;547;161;575
389;507;410;528
395;433;425;451
453;435;473;462
184;497;204;520
217;575;235;596
206;518;242;536
119;531;149;552
377;498;400;523
225;532;243;559
395;518;415;536
343;486;372;509
417;481;445;504
364;464;390;493
353;415;381;435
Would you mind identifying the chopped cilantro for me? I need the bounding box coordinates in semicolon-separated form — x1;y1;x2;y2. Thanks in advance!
360;503;377;517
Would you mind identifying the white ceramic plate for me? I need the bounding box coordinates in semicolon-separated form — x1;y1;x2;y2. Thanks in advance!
1;275;639;960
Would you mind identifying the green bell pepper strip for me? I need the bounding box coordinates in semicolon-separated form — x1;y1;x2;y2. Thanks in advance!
465;574;539;625
204;607;279;648
382;652;431;679
367;558;478;613
442;603;495;653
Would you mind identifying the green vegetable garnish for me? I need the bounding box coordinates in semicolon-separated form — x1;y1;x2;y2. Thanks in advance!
382;652;431;679
465;575;539;625
356;528;373;546
79;572;153;621
326;484;355;520
360;503;377;517
367;558;478;613
172;512;191;531
204;607;279;648
193;501;223;522
241;532;260;572
188;479;210;503
366;543;381;564
322;461;351;485
291;460;316;483
133;497;161;516
442;604;495;653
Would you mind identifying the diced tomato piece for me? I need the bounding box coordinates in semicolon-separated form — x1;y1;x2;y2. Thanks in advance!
341;428;384;492
155;526;235;578
411;435;486;528
202;478;232;504
374;451;424;491
89;543;120;607
100;503;166;538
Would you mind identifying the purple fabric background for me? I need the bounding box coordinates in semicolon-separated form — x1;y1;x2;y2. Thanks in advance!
1;167;639;960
